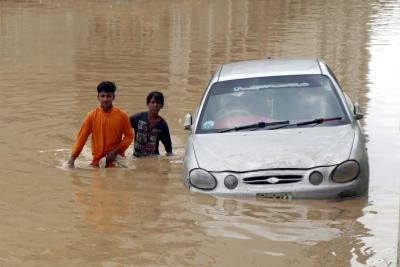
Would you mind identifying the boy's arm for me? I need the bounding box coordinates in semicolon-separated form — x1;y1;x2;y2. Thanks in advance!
108;112;134;159
68;112;93;167
120;112;134;153
105;112;134;163
160;121;173;156
129;112;140;132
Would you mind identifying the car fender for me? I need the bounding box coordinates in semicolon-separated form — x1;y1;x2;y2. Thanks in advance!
182;134;199;188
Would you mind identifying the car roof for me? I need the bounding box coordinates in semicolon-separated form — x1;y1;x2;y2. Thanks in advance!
217;58;324;81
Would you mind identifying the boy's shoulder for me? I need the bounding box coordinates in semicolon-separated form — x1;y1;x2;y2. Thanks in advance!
131;111;147;120
112;106;125;112
86;107;100;117
159;116;168;126
111;106;130;116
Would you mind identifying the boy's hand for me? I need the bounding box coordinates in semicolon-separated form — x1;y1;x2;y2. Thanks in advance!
67;156;76;168
105;147;119;162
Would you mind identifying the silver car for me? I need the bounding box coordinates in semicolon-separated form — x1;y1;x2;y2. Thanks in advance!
183;58;369;199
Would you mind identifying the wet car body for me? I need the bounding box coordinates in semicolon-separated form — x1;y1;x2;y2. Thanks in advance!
183;58;369;199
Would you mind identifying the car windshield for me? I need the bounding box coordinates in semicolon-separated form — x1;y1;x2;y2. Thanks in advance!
196;75;350;134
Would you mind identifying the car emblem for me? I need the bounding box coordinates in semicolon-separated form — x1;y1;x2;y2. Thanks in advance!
266;177;280;184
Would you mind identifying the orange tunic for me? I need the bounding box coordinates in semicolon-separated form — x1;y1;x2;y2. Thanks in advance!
71;107;134;166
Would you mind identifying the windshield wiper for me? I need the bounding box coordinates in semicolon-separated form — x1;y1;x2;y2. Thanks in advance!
218;120;290;133
269;117;343;130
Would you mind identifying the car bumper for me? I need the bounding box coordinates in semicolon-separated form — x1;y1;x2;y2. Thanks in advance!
186;167;368;199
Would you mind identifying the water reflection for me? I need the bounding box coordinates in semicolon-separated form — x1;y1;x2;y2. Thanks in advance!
71;170;134;232
70;157;171;232
189;195;373;265
67;159;219;266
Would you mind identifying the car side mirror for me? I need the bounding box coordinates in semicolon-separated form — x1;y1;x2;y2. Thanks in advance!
353;102;364;120
184;113;192;131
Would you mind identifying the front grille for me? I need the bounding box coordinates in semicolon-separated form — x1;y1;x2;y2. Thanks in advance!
243;175;303;185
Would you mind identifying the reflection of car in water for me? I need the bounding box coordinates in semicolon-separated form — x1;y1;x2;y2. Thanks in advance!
183;58;369;199
189;195;369;245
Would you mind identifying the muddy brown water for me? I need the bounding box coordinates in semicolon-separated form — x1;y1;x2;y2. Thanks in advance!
0;0;399;266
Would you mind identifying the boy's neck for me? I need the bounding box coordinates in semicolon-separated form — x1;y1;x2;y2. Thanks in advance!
148;111;159;119
102;105;113;112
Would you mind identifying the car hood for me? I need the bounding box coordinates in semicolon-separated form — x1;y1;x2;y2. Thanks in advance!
192;125;354;171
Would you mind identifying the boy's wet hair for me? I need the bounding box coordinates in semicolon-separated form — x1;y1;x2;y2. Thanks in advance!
97;81;116;94
147;91;164;106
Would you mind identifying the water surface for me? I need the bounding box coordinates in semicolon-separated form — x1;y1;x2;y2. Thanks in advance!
0;0;399;266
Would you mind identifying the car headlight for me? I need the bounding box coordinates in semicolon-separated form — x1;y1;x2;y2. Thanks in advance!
189;169;217;190
224;175;238;190
331;160;360;183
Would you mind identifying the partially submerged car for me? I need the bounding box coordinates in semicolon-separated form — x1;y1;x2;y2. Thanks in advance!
183;58;369;199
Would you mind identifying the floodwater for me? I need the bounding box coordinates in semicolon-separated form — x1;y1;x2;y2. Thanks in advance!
0;0;399;266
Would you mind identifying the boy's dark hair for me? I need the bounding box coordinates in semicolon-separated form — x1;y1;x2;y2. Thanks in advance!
97;81;116;94
146;91;164;106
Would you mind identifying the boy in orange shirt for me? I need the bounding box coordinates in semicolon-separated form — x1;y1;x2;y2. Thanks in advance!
68;81;133;168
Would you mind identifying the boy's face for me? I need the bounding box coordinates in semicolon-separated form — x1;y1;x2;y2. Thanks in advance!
97;91;115;110
147;97;163;114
